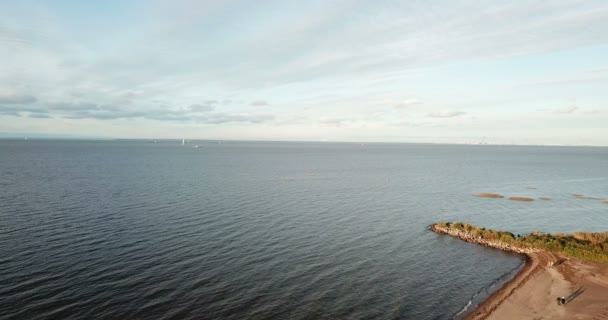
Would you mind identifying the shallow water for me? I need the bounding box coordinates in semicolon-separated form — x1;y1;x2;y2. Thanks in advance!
1;140;607;319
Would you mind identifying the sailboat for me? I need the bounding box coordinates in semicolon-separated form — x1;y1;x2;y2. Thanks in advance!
181;139;185;146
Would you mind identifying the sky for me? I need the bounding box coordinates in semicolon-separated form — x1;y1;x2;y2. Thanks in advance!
1;0;608;145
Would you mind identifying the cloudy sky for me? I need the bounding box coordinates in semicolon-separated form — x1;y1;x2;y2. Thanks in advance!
1;0;608;145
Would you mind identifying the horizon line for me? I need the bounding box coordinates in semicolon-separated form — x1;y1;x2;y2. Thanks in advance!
1;136;606;148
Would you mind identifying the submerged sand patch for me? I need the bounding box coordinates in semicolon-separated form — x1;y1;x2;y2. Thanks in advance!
473;193;504;198
508;196;534;201
573;194;604;200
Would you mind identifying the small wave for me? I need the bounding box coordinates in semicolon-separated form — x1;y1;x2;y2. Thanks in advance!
453;300;472;318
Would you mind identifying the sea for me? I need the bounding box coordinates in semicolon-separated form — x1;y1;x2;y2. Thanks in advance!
1;140;607;320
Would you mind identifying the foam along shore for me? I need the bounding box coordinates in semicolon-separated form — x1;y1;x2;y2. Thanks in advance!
429;222;608;320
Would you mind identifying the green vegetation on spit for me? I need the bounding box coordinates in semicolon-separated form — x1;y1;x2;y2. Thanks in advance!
432;221;608;262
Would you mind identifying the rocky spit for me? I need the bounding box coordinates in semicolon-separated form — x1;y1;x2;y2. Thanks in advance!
428;224;542;255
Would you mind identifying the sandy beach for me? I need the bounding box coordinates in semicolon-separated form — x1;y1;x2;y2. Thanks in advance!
465;252;608;320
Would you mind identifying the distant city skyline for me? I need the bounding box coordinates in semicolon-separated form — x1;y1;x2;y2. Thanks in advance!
1;1;607;145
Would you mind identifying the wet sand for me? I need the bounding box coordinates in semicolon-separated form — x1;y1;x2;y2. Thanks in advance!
465;253;608;320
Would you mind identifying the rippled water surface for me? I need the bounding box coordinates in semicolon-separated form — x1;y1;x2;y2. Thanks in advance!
1;140;607;319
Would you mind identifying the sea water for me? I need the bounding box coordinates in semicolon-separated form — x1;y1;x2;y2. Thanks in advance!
1;140;607;319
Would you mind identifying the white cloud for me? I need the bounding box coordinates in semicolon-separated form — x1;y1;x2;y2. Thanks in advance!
394;98;422;108
427;111;466;118
553;106;578;114
0;94;37;104
189;103;215;112
200;113;275;124
319;117;350;126
583;109;601;114
250;100;269;106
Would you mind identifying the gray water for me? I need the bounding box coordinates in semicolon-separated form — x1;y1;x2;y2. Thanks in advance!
1;140;607;319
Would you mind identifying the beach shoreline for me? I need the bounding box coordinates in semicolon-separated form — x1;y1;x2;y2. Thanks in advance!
463;252;540;320
430;224;608;319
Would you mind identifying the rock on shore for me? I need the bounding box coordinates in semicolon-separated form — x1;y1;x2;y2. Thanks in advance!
429;224;540;254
